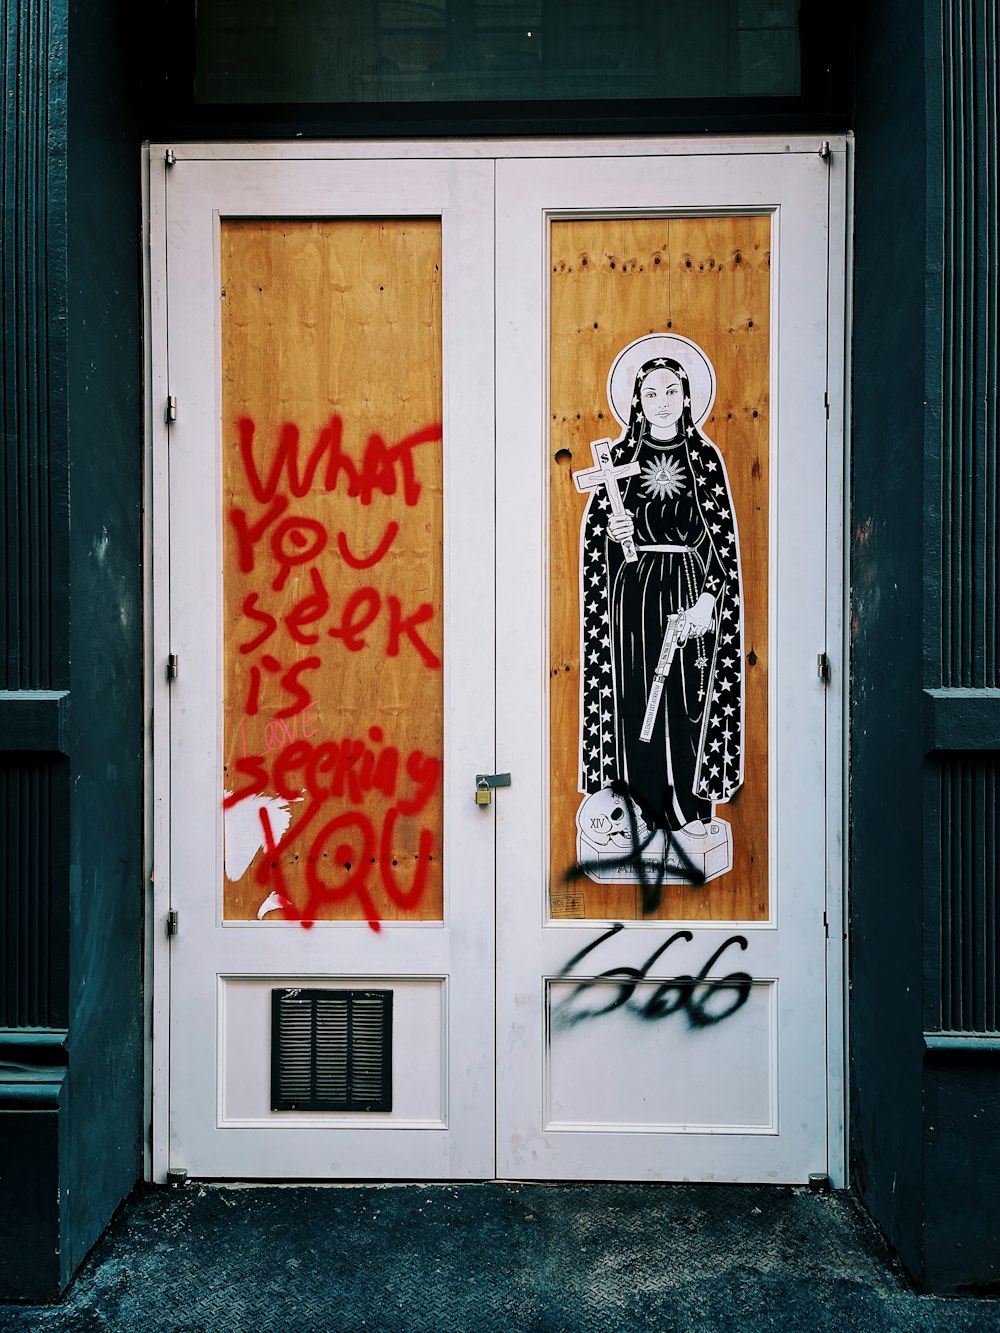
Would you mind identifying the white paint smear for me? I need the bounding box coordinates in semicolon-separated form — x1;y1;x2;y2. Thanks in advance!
256;890;292;920
222;792;298;882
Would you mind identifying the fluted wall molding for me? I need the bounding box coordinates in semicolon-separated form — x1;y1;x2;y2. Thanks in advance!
0;0;70;1032
931;0;1000;1038
940;0;1000;689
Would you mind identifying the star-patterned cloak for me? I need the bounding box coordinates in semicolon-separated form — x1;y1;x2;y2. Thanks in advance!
577;354;745;813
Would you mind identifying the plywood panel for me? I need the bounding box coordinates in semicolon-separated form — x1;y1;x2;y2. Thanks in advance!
549;216;770;923
221;220;443;925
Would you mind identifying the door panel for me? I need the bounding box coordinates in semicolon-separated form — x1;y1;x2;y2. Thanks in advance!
219;217;446;926
495;151;833;1182
547;213;771;924
164;158;496;1177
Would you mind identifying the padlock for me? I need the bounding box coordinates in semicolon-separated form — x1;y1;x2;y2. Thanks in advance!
475;780;492;807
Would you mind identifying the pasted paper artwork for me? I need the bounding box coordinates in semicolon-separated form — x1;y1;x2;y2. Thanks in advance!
573;334;745;888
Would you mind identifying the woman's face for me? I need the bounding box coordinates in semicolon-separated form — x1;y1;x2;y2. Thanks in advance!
639;367;684;437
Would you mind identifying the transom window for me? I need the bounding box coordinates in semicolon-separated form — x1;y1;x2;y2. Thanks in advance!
195;0;803;105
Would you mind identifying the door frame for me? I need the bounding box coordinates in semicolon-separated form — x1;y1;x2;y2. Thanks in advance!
143;136;851;1186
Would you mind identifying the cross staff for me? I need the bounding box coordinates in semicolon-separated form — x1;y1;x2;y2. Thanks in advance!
573;439;641;563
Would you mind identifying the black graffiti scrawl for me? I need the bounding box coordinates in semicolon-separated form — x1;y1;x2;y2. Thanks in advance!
573;334;745;886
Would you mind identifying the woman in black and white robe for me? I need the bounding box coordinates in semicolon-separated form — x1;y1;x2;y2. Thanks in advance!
578;342;744;836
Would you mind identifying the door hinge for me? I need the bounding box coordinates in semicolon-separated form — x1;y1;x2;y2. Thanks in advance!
165;148;176;168
166;653;179;681
166;909;179;937
165;395;177;424
817;652;831;683
824;391;830;419
823;910;829;937
818;140;831;161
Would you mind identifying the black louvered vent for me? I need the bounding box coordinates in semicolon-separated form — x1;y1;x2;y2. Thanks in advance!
271;989;392;1112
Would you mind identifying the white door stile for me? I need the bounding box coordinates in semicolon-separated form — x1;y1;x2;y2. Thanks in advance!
164;157;497;1178
495;150;835;1182
823;141;852;1185
146;146;173;1184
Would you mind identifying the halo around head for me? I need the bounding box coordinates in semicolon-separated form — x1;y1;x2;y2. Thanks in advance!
607;333;717;430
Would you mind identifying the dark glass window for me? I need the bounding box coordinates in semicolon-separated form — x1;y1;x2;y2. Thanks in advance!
195;0;802;105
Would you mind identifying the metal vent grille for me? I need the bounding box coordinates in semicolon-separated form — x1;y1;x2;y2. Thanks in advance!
271;988;392;1112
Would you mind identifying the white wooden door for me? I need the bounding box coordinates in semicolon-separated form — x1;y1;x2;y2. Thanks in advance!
152;140;845;1185
494;148;845;1182
157;155;496;1178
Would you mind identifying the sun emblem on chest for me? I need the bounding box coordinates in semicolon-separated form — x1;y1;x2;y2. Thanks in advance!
640;452;687;500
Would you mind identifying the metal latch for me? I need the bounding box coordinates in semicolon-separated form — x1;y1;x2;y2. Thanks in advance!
474;772;512;807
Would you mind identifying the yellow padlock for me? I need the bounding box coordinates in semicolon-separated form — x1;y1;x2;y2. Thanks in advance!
475;781;492;807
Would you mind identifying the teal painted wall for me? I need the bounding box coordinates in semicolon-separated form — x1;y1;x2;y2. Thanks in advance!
851;0;1000;1292
63;0;144;1282
848;0;928;1281
0;0;143;1300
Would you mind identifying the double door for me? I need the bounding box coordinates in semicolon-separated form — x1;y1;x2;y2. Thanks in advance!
150;140;846;1183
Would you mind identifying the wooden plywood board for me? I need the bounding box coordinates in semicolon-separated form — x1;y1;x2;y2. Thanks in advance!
549;216;770;922
220;220;444;925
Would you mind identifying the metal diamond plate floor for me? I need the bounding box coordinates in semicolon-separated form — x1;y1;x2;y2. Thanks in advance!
1;1183;998;1332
